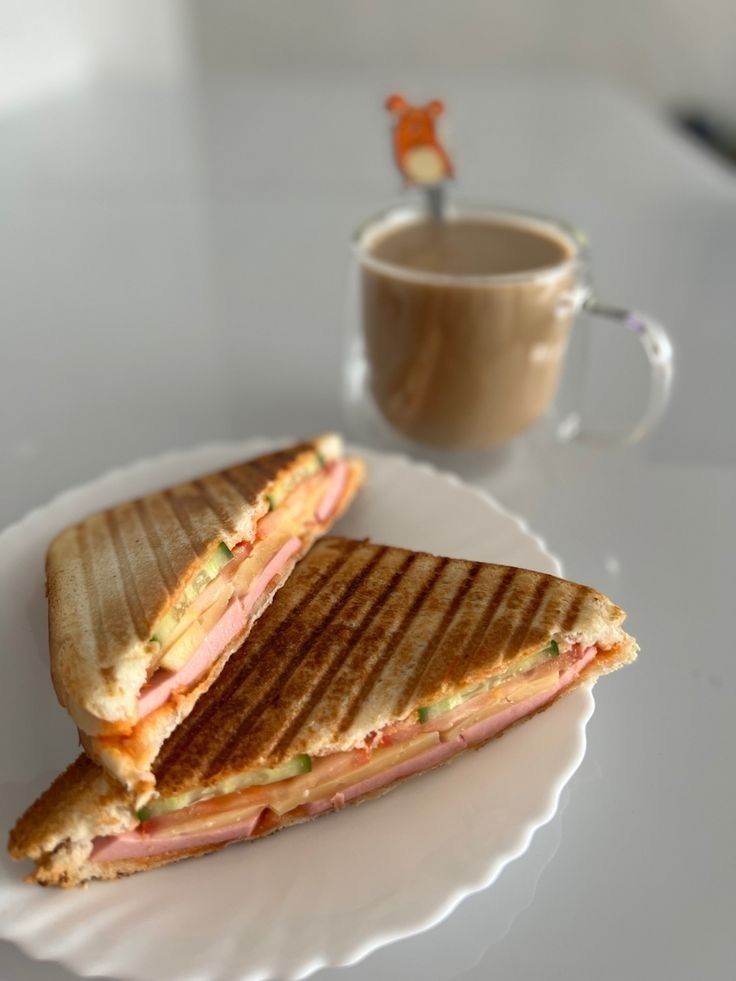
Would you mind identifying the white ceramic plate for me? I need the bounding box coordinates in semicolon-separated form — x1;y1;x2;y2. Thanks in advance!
0;440;594;981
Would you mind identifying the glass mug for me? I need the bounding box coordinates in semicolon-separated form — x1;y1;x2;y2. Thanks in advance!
344;202;673;453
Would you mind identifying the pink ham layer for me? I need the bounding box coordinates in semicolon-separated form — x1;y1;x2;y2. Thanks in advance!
459;643;597;745
315;460;348;522
91;646;597;863
136;461;349;719
137;537;302;718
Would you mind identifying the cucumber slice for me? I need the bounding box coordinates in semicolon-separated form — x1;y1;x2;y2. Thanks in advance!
417;682;485;723
417;642;561;723
152;542;234;646
141;754;312;820
418;695;459;723
203;541;234;576
488;645;557;688
215;753;312;797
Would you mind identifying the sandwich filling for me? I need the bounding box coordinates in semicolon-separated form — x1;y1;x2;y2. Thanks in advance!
132;458;351;725
90;642;598;863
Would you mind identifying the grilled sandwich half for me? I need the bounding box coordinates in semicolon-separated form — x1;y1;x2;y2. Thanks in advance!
46;436;364;802
11;536;636;886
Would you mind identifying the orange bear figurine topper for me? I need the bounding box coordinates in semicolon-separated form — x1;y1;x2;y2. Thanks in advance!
385;93;454;186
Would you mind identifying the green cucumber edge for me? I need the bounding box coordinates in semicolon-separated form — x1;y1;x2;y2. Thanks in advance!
138;753;312;821
150;540;233;647
417;641;561;723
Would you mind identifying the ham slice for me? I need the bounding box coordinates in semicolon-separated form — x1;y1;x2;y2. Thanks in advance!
238;536;302;618
91;807;265;863
303;738;462;816
315;460;349;522
137;537;302;718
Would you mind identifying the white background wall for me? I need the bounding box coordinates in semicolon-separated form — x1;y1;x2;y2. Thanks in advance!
188;0;736;116
0;0;186;109
1;0;735;117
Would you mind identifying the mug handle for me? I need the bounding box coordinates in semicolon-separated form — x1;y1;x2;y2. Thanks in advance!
556;297;674;447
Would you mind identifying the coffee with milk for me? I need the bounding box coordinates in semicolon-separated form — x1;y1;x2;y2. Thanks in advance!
360;215;577;449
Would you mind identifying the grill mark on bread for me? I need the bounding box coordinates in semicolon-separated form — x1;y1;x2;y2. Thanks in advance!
248;460;276;480
133;499;178;594
218;444;312;504
162;488;210;560
497;575;552;663
476;570;536;666
192;479;239;536
449;565;518;683
76;524;107;661
396;561;481;710
201;544;386;776
209;544;351;699
335;552;445;734
248;449;302;482
269;546;401;757
152;542;354;781
104;511;149;642
221;468;264;505
561;585;586;632
227;541;363;657
283;544;416;742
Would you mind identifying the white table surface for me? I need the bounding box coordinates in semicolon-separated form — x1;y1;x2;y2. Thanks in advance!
1;71;734;981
